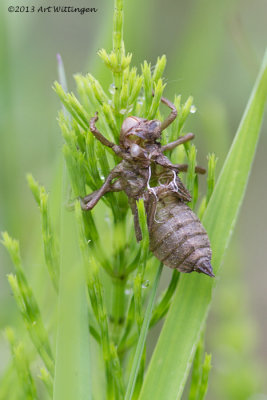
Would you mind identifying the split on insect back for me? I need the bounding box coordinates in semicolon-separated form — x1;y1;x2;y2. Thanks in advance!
80;95;215;278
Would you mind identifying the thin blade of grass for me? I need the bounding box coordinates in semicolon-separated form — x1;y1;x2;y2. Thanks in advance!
125;263;163;400
53;56;91;400
139;49;267;400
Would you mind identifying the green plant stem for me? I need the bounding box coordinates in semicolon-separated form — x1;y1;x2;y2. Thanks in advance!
53;172;91;400
113;0;124;126
111;217;128;340
117;297;135;356
133;200;150;331
188;333;204;400
132;348;146;400
197;353;212;400
2;233;54;377
125;263;163;400
118;270;180;356
27;174;59;293
91;276;118;399
111;277;126;340
82;247;124;398
6;328;37;399
150;269;180;326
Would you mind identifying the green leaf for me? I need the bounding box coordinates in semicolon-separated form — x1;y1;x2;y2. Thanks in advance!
139;50;267;400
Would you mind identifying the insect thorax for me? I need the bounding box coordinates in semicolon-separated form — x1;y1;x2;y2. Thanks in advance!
119;160;149;199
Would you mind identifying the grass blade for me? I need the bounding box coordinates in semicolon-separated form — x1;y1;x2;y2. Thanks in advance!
125;263;163;400
53;56;91;400
139;49;267;400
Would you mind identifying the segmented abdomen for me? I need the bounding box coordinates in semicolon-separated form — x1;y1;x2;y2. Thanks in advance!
149;196;213;275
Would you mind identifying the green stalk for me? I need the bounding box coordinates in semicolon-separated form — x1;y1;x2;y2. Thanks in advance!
188;333;204;400
150;269;180;327
111;277;127;337
134;200;150;331
53;164;91;400
75;202;124;399
118;270;180;356
6;328;38;399
125;263;163;400
112;0;125;125
27;174;60;293
2;233;54;377
197;353;212;400
111;219;128;340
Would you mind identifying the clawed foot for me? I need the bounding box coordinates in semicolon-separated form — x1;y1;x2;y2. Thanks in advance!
65;197;96;211
79;196;95;211
90;112;99;127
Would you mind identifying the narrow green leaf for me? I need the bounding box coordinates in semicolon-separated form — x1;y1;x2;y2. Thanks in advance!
125;263;163;400
53;58;91;400
139;50;267;400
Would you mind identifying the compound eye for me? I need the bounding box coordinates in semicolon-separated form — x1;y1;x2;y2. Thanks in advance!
149;120;161;130
148;120;161;138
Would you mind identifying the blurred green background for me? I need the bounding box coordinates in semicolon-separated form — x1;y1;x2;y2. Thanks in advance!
0;0;266;398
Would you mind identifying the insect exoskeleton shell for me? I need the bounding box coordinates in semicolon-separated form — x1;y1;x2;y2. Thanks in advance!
130;143;144;158
120;116;144;141
120;116;162;145
149;196;214;277
120;116;141;134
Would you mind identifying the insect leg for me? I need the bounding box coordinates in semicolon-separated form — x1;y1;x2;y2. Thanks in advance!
90;112;123;156
80;167;123;210
161;133;195;152
155;154;206;174
175;164;206;175
129;199;143;242
154;153;180;170
159;96;178;131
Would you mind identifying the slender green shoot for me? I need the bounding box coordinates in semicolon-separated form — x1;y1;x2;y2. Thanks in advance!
27;174;59;292
5;328;37;399
125;263;163;400
1;232;54;377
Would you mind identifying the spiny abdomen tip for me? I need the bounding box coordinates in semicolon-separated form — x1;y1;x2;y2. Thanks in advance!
195;258;215;278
